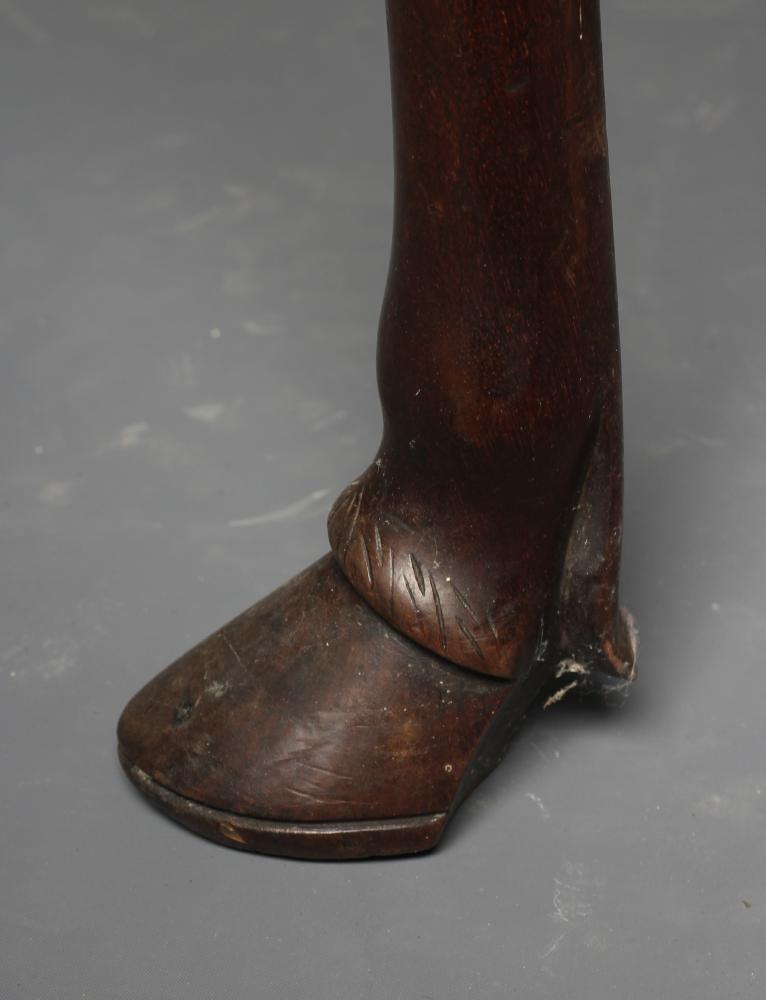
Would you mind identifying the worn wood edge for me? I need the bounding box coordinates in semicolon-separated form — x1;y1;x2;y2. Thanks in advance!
118;748;448;860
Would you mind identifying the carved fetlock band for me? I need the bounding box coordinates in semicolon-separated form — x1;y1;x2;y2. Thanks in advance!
328;402;637;685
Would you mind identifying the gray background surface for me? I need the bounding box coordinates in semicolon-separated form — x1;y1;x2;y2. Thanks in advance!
1;1;764;997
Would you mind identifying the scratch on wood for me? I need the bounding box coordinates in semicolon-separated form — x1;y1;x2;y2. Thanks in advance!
341;487;364;558
487;611;500;643
300;761;354;782
359;534;374;587
429;571;447;652
543;680;579;710
457;618;486;664
452;584;480;624
219;823;247;844
410;553;426;596
222;632;246;671
286;787;357;806
404;578;421;616
389;549;396;613
373;523;384;565
284;785;326;803
384;511;417;534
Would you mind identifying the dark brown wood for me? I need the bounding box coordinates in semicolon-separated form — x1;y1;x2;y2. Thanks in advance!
119;556;511;858
329;0;635;682
118;0;637;859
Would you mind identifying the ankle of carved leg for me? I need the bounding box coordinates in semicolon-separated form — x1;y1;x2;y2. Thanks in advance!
327;454;572;683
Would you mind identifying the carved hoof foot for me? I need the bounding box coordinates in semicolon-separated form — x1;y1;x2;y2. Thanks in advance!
117;554;564;859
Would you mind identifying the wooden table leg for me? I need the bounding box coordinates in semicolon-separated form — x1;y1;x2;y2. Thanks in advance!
118;0;637;860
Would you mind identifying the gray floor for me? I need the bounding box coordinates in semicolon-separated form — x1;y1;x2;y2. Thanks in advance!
1;1;764;997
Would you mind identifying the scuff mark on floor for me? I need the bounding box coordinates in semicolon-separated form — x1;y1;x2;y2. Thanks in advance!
113;422;150;449
184;403;226;424
38;481;73;506
524;792;550;820
228;489;329;527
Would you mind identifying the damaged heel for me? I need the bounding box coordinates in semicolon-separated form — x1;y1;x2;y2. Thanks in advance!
554;397;638;697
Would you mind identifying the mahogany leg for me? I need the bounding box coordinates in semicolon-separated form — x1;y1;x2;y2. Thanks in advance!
118;0;637;860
